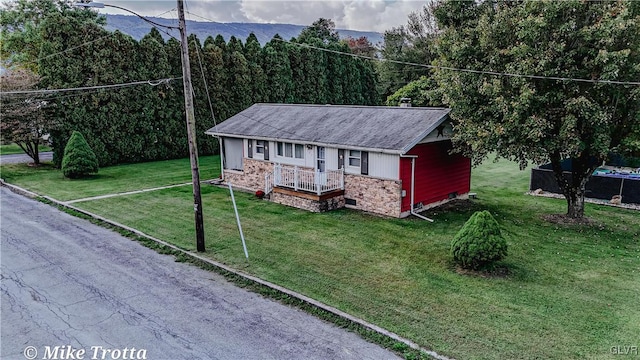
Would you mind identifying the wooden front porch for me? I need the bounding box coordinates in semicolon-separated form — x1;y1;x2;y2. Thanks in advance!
265;164;344;196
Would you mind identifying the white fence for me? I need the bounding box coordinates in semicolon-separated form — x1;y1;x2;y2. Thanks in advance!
267;164;344;195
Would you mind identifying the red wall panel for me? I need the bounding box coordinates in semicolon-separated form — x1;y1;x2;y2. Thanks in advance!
400;142;471;212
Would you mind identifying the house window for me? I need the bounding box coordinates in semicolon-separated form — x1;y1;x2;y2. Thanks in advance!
348;150;361;167
277;142;304;159
256;140;265;154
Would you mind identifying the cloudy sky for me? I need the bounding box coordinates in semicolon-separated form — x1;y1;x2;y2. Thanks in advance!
93;0;426;32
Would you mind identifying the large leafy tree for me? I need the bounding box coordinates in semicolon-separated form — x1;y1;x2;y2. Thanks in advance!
433;0;640;218
0;68;56;165
377;5;439;100
386;75;443;108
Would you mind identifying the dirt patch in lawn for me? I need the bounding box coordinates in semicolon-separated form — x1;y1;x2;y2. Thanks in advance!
542;213;604;228
455;265;511;279
428;199;478;215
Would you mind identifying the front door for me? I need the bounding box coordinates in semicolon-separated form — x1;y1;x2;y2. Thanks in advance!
316;146;326;172
316;146;327;187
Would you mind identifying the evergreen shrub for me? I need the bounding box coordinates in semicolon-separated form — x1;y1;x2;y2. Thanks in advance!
451;210;507;270
62;131;99;179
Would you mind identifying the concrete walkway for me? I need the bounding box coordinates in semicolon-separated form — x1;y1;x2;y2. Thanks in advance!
65;182;193;204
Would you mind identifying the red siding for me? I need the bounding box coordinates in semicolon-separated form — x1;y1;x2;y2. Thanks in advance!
400;142;471;212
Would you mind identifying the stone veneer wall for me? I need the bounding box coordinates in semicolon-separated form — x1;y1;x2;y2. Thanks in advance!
223;158;273;191
272;192;345;213
343;174;403;218
225;159;401;217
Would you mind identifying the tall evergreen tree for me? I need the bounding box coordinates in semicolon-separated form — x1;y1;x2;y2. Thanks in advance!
287;42;306;103
188;34;217;155
226;48;252;116
262;34;294;103
244;33;266;104
163;37;189;158
326;42;346;104
37;10;114;166
0;0;104;72
136;28;172;160
203;35;230;122
227;35;243;53
222;35;251;115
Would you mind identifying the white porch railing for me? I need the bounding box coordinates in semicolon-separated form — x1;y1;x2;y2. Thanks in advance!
268;164;344;195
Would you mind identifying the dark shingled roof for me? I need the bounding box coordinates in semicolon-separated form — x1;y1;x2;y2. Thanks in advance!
205;104;451;154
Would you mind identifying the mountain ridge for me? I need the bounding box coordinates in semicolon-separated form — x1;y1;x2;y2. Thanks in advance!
105;14;383;45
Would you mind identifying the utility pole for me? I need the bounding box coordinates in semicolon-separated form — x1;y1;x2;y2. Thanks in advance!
177;0;205;252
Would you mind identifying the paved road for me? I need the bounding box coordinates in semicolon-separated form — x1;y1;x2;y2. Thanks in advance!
0;187;399;360
0;152;53;165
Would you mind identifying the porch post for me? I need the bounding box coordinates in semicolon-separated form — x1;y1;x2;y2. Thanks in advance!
340;167;345;190
316;169;321;195
265;173;269;193
294;166;299;191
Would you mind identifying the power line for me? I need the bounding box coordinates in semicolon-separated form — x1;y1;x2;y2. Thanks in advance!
272;37;640;86
0;77;180;96
179;10;639;86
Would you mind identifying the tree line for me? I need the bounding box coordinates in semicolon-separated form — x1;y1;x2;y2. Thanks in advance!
1;1;378;167
3;0;639;218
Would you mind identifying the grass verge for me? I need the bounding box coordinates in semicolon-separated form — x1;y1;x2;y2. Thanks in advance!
3;157;639;359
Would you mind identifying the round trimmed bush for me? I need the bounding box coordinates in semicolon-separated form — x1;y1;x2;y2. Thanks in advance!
451;210;507;270
62;131;99;179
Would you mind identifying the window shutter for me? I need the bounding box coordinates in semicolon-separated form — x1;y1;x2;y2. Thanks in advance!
247;140;253;158
338;149;345;169
264;141;269;160
361;151;369;175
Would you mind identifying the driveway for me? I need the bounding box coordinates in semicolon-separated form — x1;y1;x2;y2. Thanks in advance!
0;151;53;165
0;187;399;360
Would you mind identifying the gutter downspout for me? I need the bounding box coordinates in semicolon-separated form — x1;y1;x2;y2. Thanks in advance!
402;155;434;222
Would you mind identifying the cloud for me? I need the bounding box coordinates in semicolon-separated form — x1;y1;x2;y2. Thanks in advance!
37;0;428;32
236;0;426;32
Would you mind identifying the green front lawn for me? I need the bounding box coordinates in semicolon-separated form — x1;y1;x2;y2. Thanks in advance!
2;156;638;359
0;156;220;201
